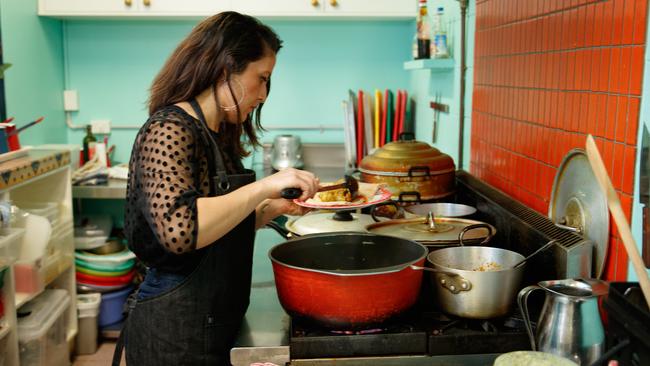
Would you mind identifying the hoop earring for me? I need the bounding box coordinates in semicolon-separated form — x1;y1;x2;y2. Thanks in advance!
219;78;246;112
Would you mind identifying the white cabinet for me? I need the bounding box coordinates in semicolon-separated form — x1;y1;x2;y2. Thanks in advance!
39;0;232;18
0;148;77;366
39;0;415;19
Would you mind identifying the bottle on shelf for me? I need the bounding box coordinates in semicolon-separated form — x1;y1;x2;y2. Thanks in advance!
432;6;449;58
413;0;433;59
82;125;97;165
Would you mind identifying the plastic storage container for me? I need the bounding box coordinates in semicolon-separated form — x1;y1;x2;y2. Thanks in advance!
0;228;25;262
13;201;59;224
76;293;101;355
17;289;70;366
99;285;133;327
74;215;112;250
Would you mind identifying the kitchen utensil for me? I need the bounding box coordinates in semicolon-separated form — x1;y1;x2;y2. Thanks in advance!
426;246;525;319
87;239;125;255
363;92;373;154
291;186;391;210
640;125;650;267
342;98;356;170
267;212;375;238
511;240;557;269
405;202;477;218
359;135;455;201
366;213;495;249
269;232;428;328
585;135;650;306
356;90;364;166
271;134;304;171
549;148;609;277
281;175;358;200
7;117;44;137
518;278;608;365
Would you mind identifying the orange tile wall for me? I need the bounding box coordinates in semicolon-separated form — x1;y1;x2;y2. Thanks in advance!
471;0;647;280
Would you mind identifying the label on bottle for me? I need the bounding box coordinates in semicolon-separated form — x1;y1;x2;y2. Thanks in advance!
434;34;449;58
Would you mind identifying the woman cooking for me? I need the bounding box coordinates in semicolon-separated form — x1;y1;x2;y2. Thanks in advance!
112;12;319;365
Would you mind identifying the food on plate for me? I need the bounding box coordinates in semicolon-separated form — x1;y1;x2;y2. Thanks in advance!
318;179;353;202
473;261;502;271
305;182;380;206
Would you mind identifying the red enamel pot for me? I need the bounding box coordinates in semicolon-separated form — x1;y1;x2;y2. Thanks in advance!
269;232;428;328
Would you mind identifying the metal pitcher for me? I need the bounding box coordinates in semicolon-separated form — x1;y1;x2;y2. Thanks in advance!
517;278;608;365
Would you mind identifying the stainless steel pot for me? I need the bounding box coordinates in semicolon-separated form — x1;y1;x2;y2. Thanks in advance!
426;246;525;319
405;202;477;218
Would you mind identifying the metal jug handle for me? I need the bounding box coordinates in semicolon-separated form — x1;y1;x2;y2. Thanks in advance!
517;285;542;351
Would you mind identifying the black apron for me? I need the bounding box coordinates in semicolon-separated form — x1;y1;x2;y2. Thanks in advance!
113;100;256;365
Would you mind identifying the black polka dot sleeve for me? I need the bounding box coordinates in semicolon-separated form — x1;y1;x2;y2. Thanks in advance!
134;119;200;254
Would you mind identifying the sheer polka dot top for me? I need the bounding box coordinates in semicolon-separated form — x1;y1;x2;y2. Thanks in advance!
124;105;243;272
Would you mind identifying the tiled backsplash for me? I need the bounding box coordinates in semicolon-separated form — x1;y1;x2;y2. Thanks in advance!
471;0;647;281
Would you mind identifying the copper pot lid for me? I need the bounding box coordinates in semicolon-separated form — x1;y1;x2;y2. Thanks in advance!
366;213;496;246
359;139;455;177
286;211;375;236
549;149;609;278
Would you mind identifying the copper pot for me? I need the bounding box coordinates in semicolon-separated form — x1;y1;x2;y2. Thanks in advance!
359;136;455;201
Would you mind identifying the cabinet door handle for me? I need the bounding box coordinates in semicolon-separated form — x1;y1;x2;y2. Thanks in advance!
311;0;319;7
124;0;132;6
143;0;151;6
330;0;338;6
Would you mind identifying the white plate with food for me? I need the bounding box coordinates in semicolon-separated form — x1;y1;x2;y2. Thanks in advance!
295;182;391;210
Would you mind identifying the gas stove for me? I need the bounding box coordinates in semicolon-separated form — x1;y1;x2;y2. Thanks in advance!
231;170;593;366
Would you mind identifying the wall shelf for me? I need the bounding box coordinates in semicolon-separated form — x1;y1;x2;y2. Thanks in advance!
403;58;454;71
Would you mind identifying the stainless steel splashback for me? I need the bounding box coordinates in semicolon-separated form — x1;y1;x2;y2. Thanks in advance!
456;171;593;280
262;143;346;182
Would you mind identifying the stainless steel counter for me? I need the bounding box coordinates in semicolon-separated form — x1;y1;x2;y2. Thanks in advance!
72;178;127;199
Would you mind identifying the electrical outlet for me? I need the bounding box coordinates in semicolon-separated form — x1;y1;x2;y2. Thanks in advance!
91;119;111;134
63;90;79;112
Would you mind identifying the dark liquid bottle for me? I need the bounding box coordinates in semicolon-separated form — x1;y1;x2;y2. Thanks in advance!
414;0;432;59
82;125;97;164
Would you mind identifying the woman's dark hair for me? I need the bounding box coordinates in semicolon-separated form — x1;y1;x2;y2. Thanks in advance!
149;12;282;157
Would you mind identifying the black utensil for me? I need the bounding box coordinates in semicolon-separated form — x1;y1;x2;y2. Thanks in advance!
281;175;359;200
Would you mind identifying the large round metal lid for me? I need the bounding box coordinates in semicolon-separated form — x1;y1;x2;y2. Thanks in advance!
549;149;609;278
365;216;495;247
286;211;375;236
359;139;455;175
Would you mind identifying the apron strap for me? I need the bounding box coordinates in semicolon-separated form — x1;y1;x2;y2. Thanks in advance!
188;99;230;196
112;326;127;366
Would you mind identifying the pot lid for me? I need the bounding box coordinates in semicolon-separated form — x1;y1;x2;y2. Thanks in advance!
286;211;375;236
366;215;496;246
359;139;455;176
549;149;609;278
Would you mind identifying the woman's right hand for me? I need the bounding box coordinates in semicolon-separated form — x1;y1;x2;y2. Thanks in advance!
259;168;319;201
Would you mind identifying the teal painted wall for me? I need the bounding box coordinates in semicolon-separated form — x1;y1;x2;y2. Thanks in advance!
409;0;475;169
0;0;66;145
63;19;413;166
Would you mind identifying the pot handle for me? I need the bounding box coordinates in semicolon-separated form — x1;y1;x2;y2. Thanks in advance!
398;191;421;203
517;285;542;351
370;201;404;222
265;219;299;239
410;265;472;293
408;166;431;178
458;223;495;246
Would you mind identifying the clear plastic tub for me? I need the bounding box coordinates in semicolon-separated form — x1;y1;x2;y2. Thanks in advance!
13;202;59;224
0;228;25;262
17;289;70;366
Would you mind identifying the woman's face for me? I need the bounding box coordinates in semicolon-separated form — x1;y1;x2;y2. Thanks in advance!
219;51;277;123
